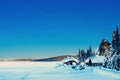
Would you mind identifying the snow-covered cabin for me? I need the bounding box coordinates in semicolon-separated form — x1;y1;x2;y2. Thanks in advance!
85;55;105;67
62;57;79;68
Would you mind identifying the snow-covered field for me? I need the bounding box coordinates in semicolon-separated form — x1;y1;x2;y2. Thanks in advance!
0;61;120;80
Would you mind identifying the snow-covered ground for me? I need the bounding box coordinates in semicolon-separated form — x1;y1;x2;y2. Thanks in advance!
0;61;120;80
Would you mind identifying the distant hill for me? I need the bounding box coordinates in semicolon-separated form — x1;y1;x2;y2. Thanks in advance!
32;55;77;61
0;55;77;62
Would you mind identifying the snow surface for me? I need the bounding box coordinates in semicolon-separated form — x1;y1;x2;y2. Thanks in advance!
0;61;120;80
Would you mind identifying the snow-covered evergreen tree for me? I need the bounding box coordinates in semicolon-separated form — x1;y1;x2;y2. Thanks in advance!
78;49;86;63
78;49;82;63
104;27;120;71
87;46;92;57
112;27;120;54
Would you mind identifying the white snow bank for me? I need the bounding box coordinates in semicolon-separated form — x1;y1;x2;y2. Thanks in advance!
0;61;59;67
0;61;119;80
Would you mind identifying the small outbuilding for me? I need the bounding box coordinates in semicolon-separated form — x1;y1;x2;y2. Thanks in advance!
85;55;104;67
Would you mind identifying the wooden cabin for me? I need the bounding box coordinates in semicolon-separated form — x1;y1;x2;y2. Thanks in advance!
85;56;104;67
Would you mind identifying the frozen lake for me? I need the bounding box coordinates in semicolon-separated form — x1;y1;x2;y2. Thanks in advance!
0;61;120;80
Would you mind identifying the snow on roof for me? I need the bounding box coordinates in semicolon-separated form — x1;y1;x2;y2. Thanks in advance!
62;57;79;63
85;55;105;63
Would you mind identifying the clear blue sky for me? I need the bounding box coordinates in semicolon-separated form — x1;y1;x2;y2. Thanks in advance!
0;0;120;59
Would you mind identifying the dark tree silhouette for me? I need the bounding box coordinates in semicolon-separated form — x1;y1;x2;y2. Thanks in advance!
88;59;92;66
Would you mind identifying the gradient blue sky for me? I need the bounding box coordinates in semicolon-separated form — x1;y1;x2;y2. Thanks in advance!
0;0;120;59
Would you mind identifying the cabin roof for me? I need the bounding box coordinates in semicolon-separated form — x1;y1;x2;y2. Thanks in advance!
85;55;105;63
63;57;79;63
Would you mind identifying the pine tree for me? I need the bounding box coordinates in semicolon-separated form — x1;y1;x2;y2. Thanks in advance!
87;46;92;58
88;46;92;53
112;27;120;55
78;49;82;63
106;27;120;71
